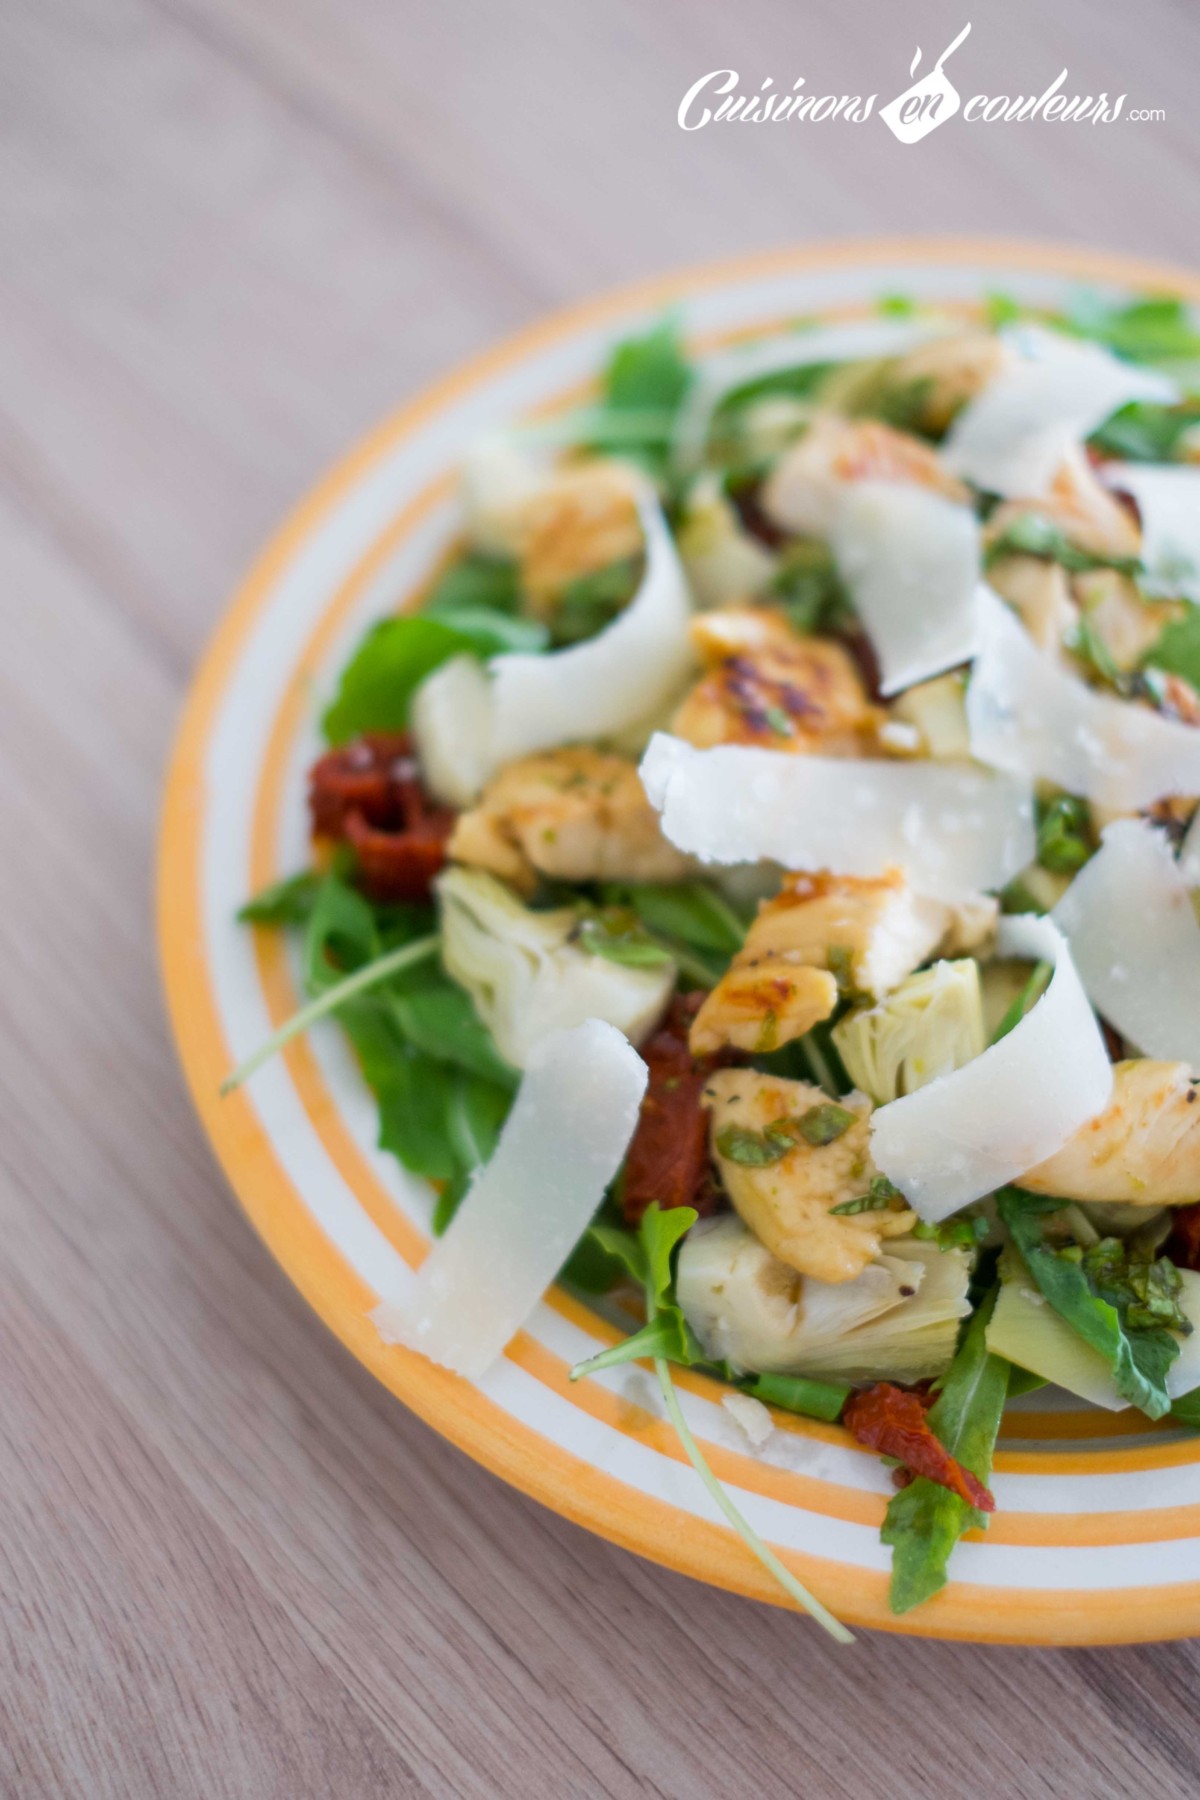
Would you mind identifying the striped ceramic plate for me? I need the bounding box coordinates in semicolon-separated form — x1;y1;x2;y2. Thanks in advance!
160;239;1200;1644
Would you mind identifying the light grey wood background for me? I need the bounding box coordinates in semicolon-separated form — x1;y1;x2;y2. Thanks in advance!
5;2;1200;1794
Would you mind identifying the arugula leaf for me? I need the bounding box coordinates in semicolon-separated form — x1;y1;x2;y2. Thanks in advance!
1036;793;1095;875
586;319;693;473
577;911;675;969
989;960;1052;1045
882;1285;1010;1614
430;1069;513;1233
385;962;518;1087
1067;293;1200;367
238;869;322;927
997;1188;1179;1418
1091;399;1200;463
986;511;1140;578
547;557;642;646
769;540;853;634
607;880;748;957
1145;606;1200;690
302;872;381;990
1171;1387;1200;1429
321;609;544;744
421;551;522;616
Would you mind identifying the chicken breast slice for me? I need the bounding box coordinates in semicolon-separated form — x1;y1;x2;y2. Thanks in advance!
986;445;1142;563
690;868;966;1060
671;607;884;755
511;460;644;614
760;413;969;539
704;1069;916;1284
448;747;695;894
1020;1059;1200;1204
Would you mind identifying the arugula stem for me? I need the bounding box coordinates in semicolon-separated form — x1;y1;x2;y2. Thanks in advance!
666;940;724;988
652;1355;853;1644
220;934;440;1095
797;1031;838;1098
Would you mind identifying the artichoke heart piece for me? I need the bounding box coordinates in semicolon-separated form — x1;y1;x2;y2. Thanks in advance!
677;1214;971;1384
704;1068;915;1284
833;958;987;1107
437;866;674;1070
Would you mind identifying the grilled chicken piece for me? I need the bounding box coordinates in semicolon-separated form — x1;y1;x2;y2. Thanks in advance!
671;607;884;755
448;747;693;894
1072;568;1185;674
987;446;1142;564
512;460;644;614
689;961;839;1059
704;1069;916;1284
1020;1060;1200;1204
690;869;964;1059
884;330;1012;434
760;413;970;539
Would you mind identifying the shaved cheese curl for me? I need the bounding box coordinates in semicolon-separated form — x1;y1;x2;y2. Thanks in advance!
639;733;1033;901
943;324;1176;499
373;1019;647;1377
870;914;1113;1222
830;482;982;695
1103;463;1200;603
1054;819;1200;1071
673;317;945;469
488;487;695;765
966;587;1200;809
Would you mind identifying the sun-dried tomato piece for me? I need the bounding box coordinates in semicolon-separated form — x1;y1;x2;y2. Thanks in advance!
1168;1202;1200;1273
622;992;726;1227
308;733;455;902
842;1382;995;1512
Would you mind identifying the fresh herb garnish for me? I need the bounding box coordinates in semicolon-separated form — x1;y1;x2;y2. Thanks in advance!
996;1188;1181;1418
830;1176;907;1216
796;1103;856;1146
913;1214;989;1252
715;1122;797;1167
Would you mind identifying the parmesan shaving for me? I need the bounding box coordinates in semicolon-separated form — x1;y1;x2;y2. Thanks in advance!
1103;463;1200;603
830;482;982;695
411;486;696;803
488;487;695;765
373;1019;647;1379
870;914;1113;1222
1053;818;1200;1070
966;586;1200;808
673;317;945;469
943;324;1176;499
639;732;1033;901
721;1392;775;1449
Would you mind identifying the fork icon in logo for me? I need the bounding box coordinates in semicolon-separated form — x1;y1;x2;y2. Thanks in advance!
880;23;972;143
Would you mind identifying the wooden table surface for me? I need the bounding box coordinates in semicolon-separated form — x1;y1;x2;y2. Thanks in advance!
5;2;1200;1793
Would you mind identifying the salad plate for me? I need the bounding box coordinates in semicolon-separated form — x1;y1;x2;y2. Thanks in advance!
160;238;1200;1643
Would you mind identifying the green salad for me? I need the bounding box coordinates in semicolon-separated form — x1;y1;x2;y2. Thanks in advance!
229;288;1200;1637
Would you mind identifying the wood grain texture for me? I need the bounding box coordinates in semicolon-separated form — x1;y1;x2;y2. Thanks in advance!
3;0;1200;1793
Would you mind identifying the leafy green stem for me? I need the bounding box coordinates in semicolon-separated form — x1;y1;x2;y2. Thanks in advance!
652;1354;853;1645
220;934;441;1095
